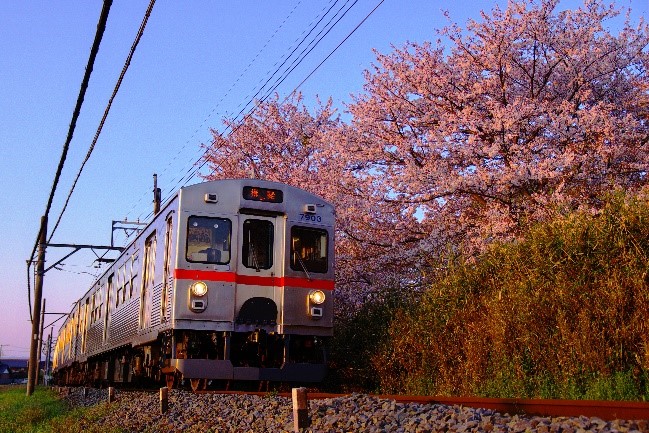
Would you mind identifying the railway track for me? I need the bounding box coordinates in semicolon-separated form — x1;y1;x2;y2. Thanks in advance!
198;390;649;421
57;386;649;431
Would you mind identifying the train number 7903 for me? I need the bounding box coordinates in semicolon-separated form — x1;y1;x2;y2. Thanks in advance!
299;213;322;222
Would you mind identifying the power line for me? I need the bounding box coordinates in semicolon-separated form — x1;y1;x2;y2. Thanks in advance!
47;0;157;244
232;0;349;121
137;0;360;219
26;0;113;322
129;0;345;222
182;0;373;190
287;0;385;99
122;1;310;222
67;1;380;236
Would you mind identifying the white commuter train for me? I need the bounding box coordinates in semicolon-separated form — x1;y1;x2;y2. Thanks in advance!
52;179;334;390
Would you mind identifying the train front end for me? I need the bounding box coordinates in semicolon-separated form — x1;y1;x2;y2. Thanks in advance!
167;179;334;386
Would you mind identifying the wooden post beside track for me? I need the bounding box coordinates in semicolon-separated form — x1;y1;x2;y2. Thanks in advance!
292;387;310;431
160;387;169;414
108;387;115;404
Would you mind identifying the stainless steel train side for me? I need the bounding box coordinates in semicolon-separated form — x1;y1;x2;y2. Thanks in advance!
52;179;334;389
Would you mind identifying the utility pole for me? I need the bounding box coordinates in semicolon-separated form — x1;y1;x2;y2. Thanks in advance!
27;215;46;396
25;217;122;396
37;299;46;385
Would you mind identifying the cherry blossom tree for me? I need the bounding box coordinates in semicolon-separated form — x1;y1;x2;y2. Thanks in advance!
345;0;649;257
201;0;649;308
201;95;403;308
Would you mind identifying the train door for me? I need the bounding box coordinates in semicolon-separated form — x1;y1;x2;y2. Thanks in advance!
140;233;157;330
236;215;285;321
161;214;173;323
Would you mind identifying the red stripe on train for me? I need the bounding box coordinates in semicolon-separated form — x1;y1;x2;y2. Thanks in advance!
174;269;334;290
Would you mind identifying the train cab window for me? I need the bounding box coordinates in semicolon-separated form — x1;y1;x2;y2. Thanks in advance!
242;219;273;270
186;216;232;264
291;227;328;273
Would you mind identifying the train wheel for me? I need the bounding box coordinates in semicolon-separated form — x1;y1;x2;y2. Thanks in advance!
165;373;175;390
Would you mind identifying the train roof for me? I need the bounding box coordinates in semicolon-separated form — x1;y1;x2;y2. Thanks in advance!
178;179;334;213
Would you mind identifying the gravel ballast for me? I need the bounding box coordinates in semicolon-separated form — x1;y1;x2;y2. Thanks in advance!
60;387;649;432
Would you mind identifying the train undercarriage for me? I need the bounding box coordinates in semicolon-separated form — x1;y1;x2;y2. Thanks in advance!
54;329;327;392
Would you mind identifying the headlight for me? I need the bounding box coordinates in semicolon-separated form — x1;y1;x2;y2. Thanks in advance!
309;290;325;305
191;281;208;297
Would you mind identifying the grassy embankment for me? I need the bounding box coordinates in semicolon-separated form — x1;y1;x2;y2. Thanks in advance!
0;386;117;433
331;190;649;400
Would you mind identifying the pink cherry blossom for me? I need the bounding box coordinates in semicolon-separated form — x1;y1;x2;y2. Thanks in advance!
202;0;649;310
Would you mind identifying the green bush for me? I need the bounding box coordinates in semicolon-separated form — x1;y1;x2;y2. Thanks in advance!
0;386;121;433
326;281;414;392
0;386;68;433
371;190;649;400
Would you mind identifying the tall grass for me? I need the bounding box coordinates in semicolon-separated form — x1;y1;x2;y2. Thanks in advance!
371;190;649;399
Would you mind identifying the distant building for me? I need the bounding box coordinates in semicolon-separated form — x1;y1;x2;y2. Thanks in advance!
0;359;51;384
0;361;10;384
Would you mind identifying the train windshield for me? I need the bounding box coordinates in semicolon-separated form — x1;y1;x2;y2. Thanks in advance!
186;216;232;264
290;227;328;274
242;219;274;270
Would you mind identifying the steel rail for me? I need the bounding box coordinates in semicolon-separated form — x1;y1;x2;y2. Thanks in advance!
203;391;649;421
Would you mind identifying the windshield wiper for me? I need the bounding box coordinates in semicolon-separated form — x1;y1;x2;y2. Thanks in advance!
250;243;260;272
294;252;311;280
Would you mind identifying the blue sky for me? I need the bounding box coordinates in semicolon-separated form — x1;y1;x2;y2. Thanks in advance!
0;0;646;359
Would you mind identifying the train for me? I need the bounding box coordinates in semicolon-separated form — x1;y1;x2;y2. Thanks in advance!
52;179;334;390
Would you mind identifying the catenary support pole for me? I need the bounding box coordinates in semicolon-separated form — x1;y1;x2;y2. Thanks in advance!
27;216;47;396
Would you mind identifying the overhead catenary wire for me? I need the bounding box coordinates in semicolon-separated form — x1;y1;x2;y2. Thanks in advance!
227;0;350;125
211;2;356;152
53;0;382;251
26;0;114;322
132;0;346;221
171;0;380;195
134;0;367;223
183;0;361;182
121;0;310;222
286;0;385;102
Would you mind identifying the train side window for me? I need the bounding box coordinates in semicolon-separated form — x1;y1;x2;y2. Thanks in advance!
140;233;156;330
116;263;125;307
186;216;231;264
97;289;103;321
242;219;274;270
104;274;113;341
129;252;139;299
91;288;103;323
290;227;328;274
90;292;97;324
